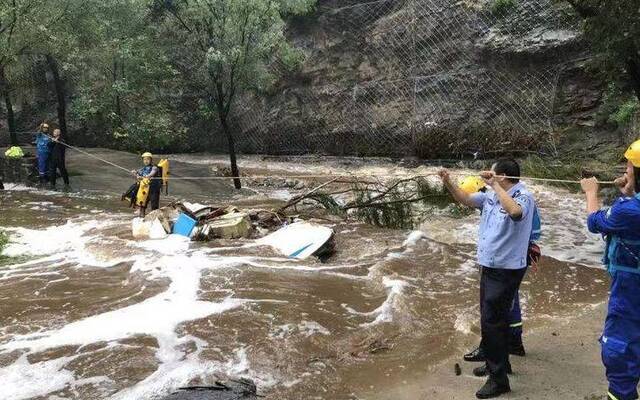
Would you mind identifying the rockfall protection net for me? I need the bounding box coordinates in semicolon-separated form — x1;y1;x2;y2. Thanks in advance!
0;0;585;159
229;0;581;158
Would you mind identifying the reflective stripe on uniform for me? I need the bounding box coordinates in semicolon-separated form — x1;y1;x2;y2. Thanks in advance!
608;391;620;400
509;322;523;328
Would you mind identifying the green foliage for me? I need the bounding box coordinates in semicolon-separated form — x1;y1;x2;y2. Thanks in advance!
112;111;186;152
566;0;640;100
609;99;640;126
158;0;316;118
310;193;344;216
521;154;584;189
491;0;517;14
353;186;414;230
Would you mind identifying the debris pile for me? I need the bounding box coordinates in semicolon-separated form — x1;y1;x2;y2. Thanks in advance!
132;202;336;261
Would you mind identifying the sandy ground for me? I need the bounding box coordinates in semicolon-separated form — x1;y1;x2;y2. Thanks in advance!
371;303;609;400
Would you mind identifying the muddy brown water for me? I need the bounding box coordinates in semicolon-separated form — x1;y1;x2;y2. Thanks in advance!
0;150;610;400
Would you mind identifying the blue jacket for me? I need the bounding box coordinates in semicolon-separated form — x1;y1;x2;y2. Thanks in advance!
35;133;51;155
588;194;640;274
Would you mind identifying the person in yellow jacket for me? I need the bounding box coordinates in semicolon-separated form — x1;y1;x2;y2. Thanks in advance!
130;152;162;217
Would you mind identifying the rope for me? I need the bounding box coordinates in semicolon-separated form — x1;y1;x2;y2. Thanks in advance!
43;134;131;174
40;134;617;185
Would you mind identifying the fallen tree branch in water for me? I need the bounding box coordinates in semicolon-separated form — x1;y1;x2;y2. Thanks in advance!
341;194;449;210
278;178;339;212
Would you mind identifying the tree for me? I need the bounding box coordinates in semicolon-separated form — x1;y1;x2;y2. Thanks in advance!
154;0;315;189
565;0;640;101
57;0;180;151
0;0;46;145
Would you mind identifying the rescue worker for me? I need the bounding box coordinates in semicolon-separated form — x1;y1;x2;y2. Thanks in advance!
440;159;537;399
581;139;640;400
459;176;540;369
34;123;51;185
131;152;162;217
48;129;70;190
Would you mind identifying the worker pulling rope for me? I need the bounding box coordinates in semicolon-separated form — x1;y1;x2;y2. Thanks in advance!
43;133;617;185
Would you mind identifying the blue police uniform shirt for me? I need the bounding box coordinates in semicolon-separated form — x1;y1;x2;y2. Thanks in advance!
470;182;536;269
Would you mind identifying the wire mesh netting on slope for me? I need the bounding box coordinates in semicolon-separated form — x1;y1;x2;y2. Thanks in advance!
230;0;582;158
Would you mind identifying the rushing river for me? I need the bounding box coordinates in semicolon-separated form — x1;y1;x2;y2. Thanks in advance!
0;150;610;400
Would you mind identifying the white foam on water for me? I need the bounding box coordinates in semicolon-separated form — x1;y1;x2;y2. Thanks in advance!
299;321;331;337
0;354;76;400
360;277;408;327
403;230;427;247
267;189;293;201
135;234;192;255
3;255;244;353
0;250;264;400
453;309;478;335
1;183;32;191
3;219;117;258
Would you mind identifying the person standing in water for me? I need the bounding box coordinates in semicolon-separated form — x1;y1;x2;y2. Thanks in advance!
34;123;51;185
48;128;70;191
439;159;536;399
581;139;640;400
131;152;162;217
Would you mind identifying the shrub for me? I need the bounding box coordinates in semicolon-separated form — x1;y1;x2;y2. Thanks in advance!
609;99;640;126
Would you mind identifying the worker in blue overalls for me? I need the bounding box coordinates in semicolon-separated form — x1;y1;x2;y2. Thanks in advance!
34;123;51;185
582;139;640;400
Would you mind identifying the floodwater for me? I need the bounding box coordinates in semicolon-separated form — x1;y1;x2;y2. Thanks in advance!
0;149;610;400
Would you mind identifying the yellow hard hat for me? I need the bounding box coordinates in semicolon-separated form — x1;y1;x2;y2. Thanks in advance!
459;176;486;194
141;152;153;158
624;139;640;167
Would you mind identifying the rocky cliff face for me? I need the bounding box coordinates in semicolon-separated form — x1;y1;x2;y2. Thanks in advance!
231;0;606;158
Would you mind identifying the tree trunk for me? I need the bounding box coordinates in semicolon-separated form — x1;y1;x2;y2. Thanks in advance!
626;56;640;102
113;59;122;126
45;55;68;139
219;115;242;189
0;67;18;146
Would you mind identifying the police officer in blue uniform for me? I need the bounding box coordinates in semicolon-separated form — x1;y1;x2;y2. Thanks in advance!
582;139;640;400
440;159;537;398
465;206;541;371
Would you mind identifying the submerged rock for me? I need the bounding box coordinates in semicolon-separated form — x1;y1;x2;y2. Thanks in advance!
159;379;259;400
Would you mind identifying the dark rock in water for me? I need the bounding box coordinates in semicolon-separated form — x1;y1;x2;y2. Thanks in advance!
0;156;38;186
160;379;260;400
